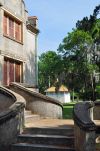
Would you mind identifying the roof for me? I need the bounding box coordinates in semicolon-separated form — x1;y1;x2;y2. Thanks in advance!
46;85;69;92
28;16;38;20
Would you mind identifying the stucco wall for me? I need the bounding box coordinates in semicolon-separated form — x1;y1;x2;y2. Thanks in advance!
3;37;24;57
24;30;37;86
3;0;25;16
0;0;38;86
0;56;3;84
46;92;71;104
0;8;3;51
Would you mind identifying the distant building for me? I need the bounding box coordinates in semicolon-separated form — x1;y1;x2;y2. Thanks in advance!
0;0;39;87
45;85;71;104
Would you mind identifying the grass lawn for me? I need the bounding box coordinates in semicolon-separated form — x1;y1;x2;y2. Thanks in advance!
63;102;76;119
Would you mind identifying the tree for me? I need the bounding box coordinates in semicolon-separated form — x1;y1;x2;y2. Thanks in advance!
93;5;100;18
76;16;96;33
76;5;100;64
57;29;98;100
75;5;100;101
38;51;62;93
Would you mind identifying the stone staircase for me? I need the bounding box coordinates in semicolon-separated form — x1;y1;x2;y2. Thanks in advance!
6;83;75;151
11;105;76;151
25;110;42;124
11;118;75;151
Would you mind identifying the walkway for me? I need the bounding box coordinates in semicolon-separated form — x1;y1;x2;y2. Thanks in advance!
25;119;74;128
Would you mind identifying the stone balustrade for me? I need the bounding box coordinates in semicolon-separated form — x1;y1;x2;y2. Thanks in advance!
0;86;25;151
73;101;96;151
9;82;63;119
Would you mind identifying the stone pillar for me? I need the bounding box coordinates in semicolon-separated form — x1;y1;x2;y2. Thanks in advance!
74;123;96;151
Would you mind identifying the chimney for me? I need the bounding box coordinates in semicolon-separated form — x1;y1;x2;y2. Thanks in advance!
28;16;38;28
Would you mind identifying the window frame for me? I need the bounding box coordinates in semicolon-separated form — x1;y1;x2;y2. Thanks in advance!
3;12;23;43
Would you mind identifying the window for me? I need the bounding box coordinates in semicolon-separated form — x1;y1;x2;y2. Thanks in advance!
3;13;22;43
9;18;14;37
3;15;7;35
15;22;21;41
3;57;23;85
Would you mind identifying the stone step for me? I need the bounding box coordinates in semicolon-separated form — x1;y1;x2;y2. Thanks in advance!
11;143;75;151
23;127;74;136
18;134;74;147
24;110;32;116
25;114;41;123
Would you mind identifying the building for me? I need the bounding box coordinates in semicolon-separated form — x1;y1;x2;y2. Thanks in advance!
45;85;71;104
0;0;39;87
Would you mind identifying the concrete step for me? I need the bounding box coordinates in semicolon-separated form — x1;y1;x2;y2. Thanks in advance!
25;114;41;123
24;110;32;116
11;143;75;151
23;127;74;136
18;134;74;147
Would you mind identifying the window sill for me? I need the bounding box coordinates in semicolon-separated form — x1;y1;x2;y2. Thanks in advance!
3;34;23;45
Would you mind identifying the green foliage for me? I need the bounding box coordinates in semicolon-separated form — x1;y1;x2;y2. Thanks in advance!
96;85;100;99
38;51;62;93
58;29;93;55
70;92;79;101
92;19;100;43
93;5;100;17
57;29;97;96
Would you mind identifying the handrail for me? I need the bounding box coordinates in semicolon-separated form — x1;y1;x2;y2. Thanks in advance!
73;101;96;131
0;86;26;149
9;82;63;118
0;102;24;124
0;86;25;124
73;101;98;151
10;82;63;108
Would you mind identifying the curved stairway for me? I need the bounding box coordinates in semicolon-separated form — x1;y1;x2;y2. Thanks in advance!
6;83;76;151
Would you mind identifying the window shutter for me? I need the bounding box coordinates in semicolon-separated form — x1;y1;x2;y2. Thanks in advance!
9;18;14;37
15;22;21;41
3;15;7;35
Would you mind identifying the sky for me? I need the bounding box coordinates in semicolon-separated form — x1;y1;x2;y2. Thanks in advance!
24;0;100;56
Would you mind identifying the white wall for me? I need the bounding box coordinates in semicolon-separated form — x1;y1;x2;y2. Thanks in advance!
46;92;71;104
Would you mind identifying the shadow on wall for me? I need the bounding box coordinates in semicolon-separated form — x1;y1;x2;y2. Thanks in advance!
0;92;14;113
0;62;3;85
24;51;37;86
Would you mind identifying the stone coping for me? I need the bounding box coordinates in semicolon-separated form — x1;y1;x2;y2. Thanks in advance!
73;101;96;131
94;101;100;106
0;86;25;125
10;82;63;109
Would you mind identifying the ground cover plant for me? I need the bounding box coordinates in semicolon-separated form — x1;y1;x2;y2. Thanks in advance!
63;102;76;119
